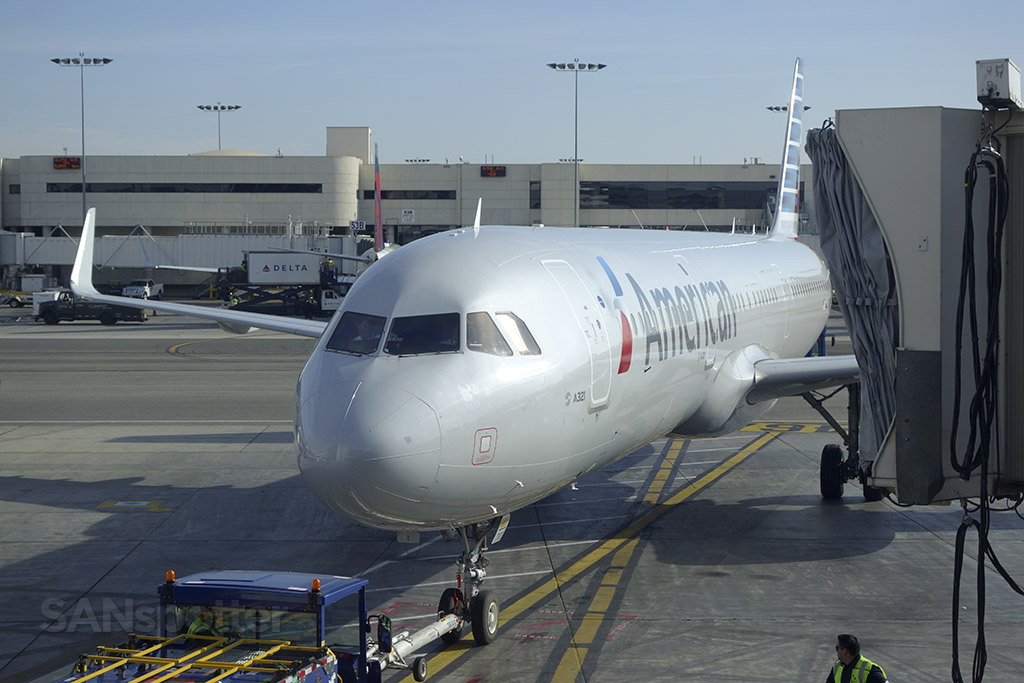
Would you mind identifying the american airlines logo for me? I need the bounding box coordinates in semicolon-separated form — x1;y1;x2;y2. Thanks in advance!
599;255;739;370
261;265;310;272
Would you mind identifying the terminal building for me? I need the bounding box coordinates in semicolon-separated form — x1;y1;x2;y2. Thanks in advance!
0;126;815;288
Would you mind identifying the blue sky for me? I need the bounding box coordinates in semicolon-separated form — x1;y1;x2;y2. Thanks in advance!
2;1;1022;165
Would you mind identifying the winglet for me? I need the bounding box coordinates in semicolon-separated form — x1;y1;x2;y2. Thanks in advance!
70;208;101;298
769;58;804;240
374;143;384;252
473;197;482;237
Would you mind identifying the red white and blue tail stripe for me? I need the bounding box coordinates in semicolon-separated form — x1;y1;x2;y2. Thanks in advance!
374;144;384;252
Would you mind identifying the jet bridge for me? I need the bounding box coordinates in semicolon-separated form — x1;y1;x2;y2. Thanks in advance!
805;76;1024;506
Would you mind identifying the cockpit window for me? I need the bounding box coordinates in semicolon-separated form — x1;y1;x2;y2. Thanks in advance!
467;312;513;357
384;313;460;355
326;311;386;355
494;312;541;355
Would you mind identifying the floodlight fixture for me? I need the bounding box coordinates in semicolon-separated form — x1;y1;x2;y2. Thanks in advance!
51;52;113;221
196;102;242;150
546;58;607;226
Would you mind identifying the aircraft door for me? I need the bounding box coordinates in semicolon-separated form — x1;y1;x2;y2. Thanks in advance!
542;260;612;409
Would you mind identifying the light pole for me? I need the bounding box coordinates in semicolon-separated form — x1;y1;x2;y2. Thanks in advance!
51;53;113;221
547;59;606;227
197;103;241;150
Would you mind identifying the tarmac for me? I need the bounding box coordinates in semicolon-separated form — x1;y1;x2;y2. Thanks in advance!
1;308;1022;682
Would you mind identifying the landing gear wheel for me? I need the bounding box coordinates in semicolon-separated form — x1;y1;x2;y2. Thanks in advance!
412;656;428;682
438;587;465;644
820;444;844;500
471;589;499;645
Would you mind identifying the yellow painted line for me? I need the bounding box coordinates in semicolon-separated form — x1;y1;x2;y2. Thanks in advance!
572;613;603;644
167;339;222;360
643;440;683;503
588;586;615;614
404;431;779;682
742;421;847;434
553;647;587;680
602;568;622;585
611;538;638;567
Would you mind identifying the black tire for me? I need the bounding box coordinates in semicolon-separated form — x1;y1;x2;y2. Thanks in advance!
820;444;844;499
438;588;464;644
413;656;428;682
99;312;117;326
42;310;59;326
9;299;22;308
863;483;884;502
470;589;499;646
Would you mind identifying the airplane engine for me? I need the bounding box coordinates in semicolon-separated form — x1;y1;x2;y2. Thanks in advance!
670;344;775;437
217;320;253;335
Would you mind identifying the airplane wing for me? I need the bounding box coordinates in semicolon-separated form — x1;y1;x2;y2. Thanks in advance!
746;355;860;403
155;264;223;273
70;209;328;339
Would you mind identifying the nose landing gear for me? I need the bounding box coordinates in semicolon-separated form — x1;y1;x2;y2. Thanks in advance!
439;515;507;646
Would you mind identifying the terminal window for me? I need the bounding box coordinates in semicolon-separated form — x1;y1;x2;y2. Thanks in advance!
47;182;323;194
578;180;794;211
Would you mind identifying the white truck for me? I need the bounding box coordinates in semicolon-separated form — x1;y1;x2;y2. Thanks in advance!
122;278;164;299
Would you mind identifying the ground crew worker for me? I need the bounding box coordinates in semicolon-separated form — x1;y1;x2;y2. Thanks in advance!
187;610;221;637
827;634;887;683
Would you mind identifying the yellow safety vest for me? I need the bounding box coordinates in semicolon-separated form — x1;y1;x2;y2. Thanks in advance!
187;617;218;637
831;656;886;683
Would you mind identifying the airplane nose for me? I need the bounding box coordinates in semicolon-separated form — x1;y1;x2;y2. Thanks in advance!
297;380;442;527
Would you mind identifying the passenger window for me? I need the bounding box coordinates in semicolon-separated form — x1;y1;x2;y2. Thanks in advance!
326;312;386;355
467;312;513;357
384;313;459;355
494;312;541;355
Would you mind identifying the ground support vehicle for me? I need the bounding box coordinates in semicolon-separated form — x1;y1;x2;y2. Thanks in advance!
122;279;164;299
49;569;494;683
1;290;31;308
220;252;353;318
35;290;146;325
225;283;343;318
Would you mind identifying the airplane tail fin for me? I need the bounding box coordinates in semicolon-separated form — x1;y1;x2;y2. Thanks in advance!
374;143;384;252
768;58;804;240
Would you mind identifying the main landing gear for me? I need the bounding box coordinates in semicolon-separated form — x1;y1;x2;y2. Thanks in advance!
803;383;885;502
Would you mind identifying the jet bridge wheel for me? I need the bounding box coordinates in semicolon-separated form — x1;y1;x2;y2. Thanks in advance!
471;589;499;645
820;444;844;500
438;587;465;644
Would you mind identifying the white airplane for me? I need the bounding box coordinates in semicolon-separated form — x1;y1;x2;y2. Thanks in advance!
70;58;857;644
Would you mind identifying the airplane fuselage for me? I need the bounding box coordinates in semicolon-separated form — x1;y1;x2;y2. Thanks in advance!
296;226;830;530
